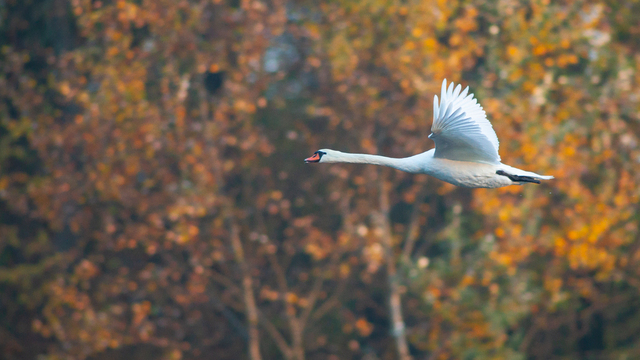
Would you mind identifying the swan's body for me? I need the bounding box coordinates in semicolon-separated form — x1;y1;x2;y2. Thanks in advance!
305;80;553;189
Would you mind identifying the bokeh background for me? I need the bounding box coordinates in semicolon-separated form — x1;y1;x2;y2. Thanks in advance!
1;0;640;359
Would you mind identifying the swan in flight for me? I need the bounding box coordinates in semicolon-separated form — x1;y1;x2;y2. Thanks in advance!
305;79;553;188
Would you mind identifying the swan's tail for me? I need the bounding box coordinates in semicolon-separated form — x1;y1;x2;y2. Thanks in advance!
533;174;554;180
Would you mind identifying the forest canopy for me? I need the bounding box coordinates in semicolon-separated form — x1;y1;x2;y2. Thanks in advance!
1;0;640;359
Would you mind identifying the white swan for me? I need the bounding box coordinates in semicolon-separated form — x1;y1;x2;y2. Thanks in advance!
305;79;553;188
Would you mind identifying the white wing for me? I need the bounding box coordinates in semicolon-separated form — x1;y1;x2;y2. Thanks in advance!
429;79;500;164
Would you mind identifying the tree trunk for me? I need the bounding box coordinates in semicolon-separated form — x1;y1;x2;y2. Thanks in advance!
229;217;262;360
291;318;305;360
378;176;411;360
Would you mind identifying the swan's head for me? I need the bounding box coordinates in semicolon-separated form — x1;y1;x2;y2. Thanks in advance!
304;149;333;163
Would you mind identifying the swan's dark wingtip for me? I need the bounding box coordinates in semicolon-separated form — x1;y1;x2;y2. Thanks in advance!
496;170;542;184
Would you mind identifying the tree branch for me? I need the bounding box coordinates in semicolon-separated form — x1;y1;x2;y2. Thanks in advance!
310;276;348;322
209;291;248;340
258;309;294;360
401;184;428;264
266;252;305;360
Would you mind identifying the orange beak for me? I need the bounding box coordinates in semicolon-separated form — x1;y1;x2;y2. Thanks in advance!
304;153;321;163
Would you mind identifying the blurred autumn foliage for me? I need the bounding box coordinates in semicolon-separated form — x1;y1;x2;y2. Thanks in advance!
2;0;640;359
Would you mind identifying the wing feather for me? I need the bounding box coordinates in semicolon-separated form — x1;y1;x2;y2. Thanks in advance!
429;79;500;163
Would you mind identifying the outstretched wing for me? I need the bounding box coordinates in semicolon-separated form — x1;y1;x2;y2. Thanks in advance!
429;79;500;164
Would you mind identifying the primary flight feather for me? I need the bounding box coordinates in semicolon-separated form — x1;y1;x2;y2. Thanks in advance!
305;79;553;188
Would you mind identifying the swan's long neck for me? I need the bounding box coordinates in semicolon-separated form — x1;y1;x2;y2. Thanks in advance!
323;150;427;173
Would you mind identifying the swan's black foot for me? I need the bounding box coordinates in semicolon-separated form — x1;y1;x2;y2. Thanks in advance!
496;170;541;184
